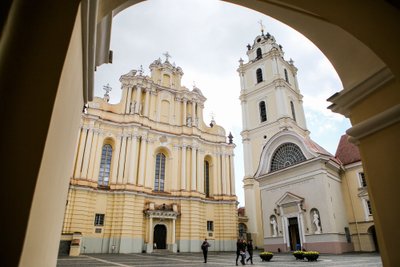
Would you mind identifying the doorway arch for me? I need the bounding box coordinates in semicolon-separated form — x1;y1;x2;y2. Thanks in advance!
153;224;167;250
368;225;379;252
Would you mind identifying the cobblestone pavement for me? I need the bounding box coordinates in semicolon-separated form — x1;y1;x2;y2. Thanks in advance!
57;251;382;267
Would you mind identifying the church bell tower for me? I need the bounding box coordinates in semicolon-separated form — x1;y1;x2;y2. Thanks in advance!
238;26;309;246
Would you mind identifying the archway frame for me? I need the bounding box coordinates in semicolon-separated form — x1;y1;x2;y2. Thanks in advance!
1;1;399;266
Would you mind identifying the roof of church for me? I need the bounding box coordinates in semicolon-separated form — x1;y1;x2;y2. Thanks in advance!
304;137;341;165
335;134;361;165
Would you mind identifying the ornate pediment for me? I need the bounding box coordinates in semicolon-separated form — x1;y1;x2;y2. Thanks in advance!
276;192;304;206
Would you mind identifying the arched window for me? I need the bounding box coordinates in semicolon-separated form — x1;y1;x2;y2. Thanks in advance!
256;48;262;59
256;68;263;83
290;101;296;121
154;153;166;192
270;143;306;172
259;101;267;122
284;69;289;83
98;144;112;186
204;161;210;197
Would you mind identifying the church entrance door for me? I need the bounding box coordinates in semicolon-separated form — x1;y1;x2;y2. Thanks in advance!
288;217;301;251
154;224;167;249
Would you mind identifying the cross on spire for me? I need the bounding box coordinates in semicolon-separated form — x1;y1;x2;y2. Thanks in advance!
258;19;265;34
163;51;171;62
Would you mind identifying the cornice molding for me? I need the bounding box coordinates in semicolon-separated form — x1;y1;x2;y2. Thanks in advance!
347;104;400;144
327;66;394;117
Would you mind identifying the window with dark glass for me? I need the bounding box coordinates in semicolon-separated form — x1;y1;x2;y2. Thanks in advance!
154;153;166;192
270;143;306;172
359;172;367;187
94;213;105;226
256;68;263;83
204;161;210;197
98;144;112;186
290;101;296;121
284;69;289;83
207;221;214;231
256;48;262;59
259;101;267;122
366;200;372;215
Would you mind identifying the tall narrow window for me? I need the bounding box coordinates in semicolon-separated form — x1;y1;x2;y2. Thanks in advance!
207;221;214;231
94;213;105;226
284;69;289;83
359;172;367;187
366;200;373;215
98;144;112;186
154;153;166;192
256;48;262;59
204;161;210;197
256;68;263;83
259;101;267;122
290;101;296;121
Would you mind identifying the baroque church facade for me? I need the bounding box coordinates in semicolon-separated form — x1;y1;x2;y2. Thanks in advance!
239;31;376;253
61;57;237;254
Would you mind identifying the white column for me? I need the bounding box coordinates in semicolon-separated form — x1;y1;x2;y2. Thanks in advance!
149;90;156;120
172;218;176;244
137;136;148;186
117;135;127;184
149;217;153;246
74;127;87;178
87;131;101;180
197;150;203;193
123;136;132;184
127;135;138;184
81;129;94;179
110;136;122;184
230;155;236;195
241;100;247;130
125;87;132;114
182;99;187;126
221;153;226;195
144;89;150;117
212;158;218;196
91;133;104;182
191;147;197;191
144;140;155;188
243;139;253;176
216;152;221;195
171;146;179;190
181;145;187;190
225;154;230;195
191;101;196;126
135;86;142;114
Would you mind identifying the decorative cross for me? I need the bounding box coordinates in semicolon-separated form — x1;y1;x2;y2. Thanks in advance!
163;51;171;62
103;83;112;95
258;19;265;34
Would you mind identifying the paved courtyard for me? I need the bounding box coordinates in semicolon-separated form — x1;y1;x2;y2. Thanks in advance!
57;251;382;267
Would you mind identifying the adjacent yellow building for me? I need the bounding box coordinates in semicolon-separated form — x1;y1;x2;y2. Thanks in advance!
60;57;238;254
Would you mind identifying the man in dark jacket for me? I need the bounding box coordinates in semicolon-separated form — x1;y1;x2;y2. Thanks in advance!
201;238;211;263
236;239;247;265
246;240;254;264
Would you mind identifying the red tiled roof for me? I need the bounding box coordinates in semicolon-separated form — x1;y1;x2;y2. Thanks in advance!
335;134;361;165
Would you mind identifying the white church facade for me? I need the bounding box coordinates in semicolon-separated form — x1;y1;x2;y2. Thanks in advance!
60;57;238;254
238;30;368;253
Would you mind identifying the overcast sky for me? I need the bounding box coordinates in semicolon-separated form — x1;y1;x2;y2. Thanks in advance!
94;0;351;206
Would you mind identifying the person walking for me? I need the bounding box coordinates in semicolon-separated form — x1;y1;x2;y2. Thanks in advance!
246;240;253;265
201;238;211;263
236;239;246;265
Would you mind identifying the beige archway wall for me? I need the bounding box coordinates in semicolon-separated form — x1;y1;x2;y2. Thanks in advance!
1;0;399;266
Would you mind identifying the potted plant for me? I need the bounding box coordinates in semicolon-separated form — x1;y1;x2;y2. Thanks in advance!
259;251;274;261
304;251;319;261
293;250;305;260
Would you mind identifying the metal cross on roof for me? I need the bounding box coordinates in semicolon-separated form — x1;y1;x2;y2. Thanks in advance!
103;83;112;95
163;51;171;62
258;19;265;34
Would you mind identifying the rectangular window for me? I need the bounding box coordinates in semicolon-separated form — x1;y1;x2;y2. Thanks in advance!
359;172;367;187
207;221;214;232
94;213;105;226
366;200;372;215
344;227;351;243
